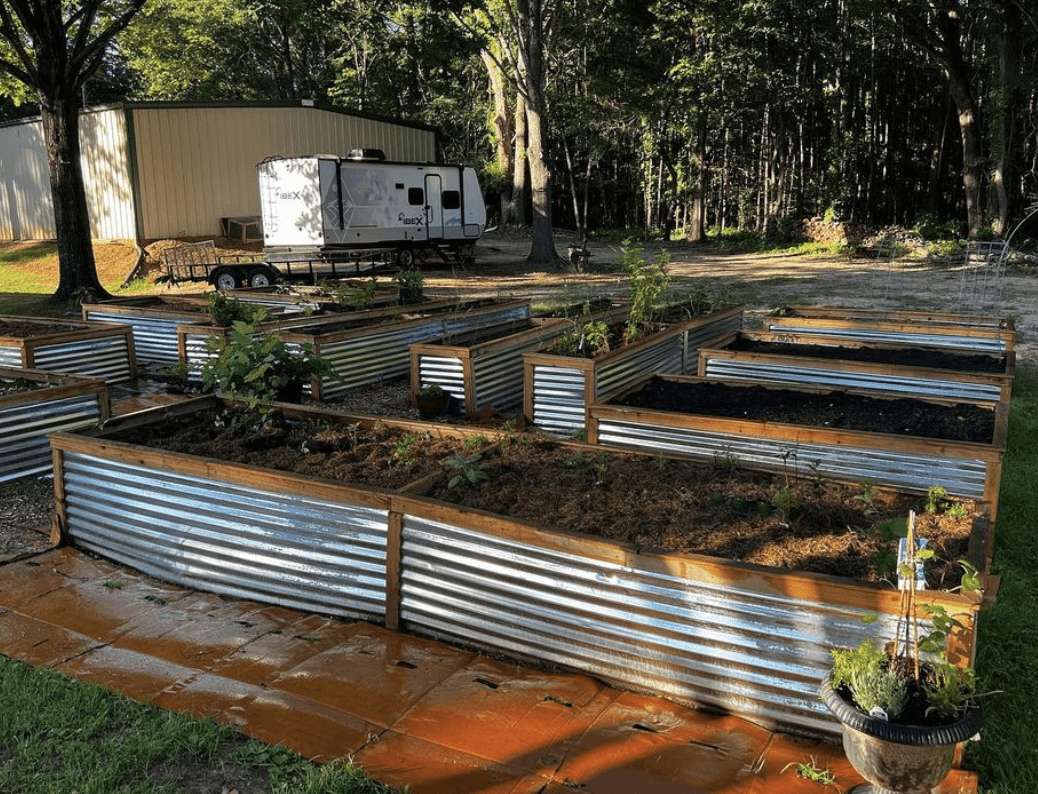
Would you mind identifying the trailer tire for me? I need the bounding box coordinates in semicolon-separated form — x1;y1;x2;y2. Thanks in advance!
248;267;277;288
211;268;241;290
396;248;416;269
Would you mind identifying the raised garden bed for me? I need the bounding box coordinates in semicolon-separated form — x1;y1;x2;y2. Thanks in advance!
80;295;308;366
411;303;631;417
272;299;537;401
590;375;1006;523
1;366;110;482
0;315;136;383
49;396;987;738
699;330;1014;408
222;279;401;313
523;305;743;435
765;306;1015;359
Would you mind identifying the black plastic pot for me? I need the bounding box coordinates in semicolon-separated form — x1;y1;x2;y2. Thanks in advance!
821;674;981;794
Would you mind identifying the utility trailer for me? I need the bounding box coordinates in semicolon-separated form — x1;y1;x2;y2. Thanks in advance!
158;239;395;290
258;150;487;268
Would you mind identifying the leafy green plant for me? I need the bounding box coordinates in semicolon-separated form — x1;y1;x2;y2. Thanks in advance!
443;453;488;489
394;268;424;303
201;319;336;417
925;485;949;513
781;758;838;787
829;512;981;724
463;434;489;451
204;291;266;326
619;245;671;342
771;485;799;523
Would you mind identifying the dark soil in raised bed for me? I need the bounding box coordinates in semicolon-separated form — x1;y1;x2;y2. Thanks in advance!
617;377;995;443
103;407;977;587
0;320;86;338
727;336;1008;373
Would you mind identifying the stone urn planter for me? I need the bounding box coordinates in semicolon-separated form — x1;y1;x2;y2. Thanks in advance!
821;675;981;794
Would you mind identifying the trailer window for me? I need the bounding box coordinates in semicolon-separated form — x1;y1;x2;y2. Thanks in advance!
442;190;461;210
408;188;424;205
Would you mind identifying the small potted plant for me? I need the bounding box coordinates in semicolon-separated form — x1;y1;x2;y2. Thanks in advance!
820;511;983;794
201;319;337;413
414;383;449;418
394;269;424;305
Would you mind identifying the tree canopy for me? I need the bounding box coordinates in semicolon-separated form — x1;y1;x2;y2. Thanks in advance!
2;0;1037;262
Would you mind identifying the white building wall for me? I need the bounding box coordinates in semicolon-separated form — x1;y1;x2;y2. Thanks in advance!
0;119;54;240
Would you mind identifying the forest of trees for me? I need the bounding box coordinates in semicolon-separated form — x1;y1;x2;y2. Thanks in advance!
3;0;1038;269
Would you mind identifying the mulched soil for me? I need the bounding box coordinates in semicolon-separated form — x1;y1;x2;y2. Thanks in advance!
1;320;85;337
103;407;977;586
617;377;996;443
728;336;1008;373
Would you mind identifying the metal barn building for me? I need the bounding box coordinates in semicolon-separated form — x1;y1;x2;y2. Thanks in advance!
0;101;438;242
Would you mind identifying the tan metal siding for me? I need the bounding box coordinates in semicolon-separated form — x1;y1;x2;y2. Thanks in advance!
79;110;136;239
132;106;436;240
0;119;54;239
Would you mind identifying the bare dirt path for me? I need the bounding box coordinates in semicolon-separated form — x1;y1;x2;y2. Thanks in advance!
427;231;1036;364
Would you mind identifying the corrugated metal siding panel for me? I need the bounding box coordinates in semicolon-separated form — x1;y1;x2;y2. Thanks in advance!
417;354;466;408
79;110;136;239
767;321;1008;355
61;451;389;619
0;345;26;367
32;337;134;383
399;515;903;736
0;118;54;239
82;309;185;365
596;334;683;402
683;311;744;371
530;366;588;435
132;106;436;239
469;328;570;414
594;418;990;500
701;357;1004;403
317;320;447;400
0;395;102;482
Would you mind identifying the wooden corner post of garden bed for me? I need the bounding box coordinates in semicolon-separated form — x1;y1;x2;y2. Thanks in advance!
384;506;404;632
49;445;69;547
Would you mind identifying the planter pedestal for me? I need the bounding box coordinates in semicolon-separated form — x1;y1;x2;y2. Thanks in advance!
821;676;981;794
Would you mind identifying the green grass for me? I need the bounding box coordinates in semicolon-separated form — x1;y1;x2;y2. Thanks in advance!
967;365;1038;793
0;656;401;793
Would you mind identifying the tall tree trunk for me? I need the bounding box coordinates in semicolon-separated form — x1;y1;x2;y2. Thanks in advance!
482;49;514;228
687;114;707;242
517;0;558;266
991;0;1022;236
39;89;106;301
510;91;529;226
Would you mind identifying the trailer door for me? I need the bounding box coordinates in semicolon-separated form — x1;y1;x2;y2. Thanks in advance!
424;174;444;241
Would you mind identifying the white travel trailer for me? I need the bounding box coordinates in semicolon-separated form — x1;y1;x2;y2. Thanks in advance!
258;150;487;268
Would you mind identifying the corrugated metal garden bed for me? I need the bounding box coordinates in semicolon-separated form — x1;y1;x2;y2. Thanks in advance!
223;280;401;313
698;330;1014;406
589;374;1006;524
49;395;989;738
411;302;631;416
1;366;110;482
523;305;744;436
764;306;1015;359
0;315;136;383
81;294;311;366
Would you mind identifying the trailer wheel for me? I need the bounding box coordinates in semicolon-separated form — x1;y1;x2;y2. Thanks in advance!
248;267;276;288
396;248;416;269
210;268;241;290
